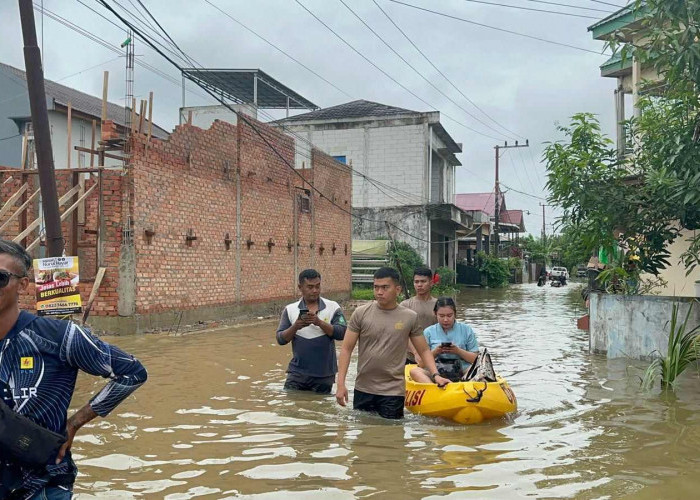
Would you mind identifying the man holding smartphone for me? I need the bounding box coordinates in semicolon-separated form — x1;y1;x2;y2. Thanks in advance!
276;269;347;394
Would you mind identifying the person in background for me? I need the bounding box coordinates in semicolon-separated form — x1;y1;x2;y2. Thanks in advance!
336;267;450;419
0;240;147;500
410;297;479;383
276;269;346;394
400;267;437;365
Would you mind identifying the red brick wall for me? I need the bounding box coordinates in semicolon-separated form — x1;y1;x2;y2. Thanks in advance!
0;168;122;316
129;116;351;315
0;114;351;321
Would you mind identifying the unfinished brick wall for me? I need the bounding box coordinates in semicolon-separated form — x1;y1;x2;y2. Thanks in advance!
129;116;351;315
0;168;123;316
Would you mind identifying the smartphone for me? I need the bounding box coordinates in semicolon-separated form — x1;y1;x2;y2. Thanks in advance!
298;308;309;318
440;342;453;348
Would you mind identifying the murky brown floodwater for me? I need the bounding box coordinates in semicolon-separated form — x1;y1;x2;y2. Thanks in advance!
69;284;700;499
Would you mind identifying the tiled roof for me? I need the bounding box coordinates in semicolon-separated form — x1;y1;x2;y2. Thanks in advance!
0;62;169;139
274;99;419;123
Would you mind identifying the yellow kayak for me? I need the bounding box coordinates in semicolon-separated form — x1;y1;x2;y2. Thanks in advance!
404;364;517;424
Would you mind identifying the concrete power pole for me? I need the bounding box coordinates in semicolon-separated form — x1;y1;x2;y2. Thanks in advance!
539;203;547;241
493;140;529;256
18;0;64;257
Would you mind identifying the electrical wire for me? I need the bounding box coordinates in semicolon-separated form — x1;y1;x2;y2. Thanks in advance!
588;0;626;9
95;0;476;245
388;0;608;55
460;0;600;19
373;0;524;141
293;0;504;142
522;0;614;13
338;0;511;141
202;0;352;99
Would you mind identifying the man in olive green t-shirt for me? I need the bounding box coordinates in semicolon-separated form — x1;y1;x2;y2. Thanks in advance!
400;267;437;365
336;267;450;419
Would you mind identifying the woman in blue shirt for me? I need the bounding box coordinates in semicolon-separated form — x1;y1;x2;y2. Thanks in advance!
410;297;479;383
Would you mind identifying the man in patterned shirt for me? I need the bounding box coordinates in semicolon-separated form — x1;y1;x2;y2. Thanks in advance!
0;241;148;499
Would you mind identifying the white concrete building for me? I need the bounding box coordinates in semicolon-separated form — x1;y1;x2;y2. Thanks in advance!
274;100;471;270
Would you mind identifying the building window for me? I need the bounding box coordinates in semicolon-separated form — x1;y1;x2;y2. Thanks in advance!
332;155;347;164
298;193;311;213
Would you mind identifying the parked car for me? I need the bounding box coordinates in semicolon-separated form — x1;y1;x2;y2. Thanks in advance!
550;266;569;280
576;266;587;278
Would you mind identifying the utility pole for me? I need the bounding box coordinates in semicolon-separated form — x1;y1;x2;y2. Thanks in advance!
18;0;63;257
493;140;529;256
539;203;547;242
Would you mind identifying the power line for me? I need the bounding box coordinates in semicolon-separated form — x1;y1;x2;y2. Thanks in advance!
95;0;471;246
459;0;600;19
522;0;614;13
501;183;547;200
40;4;212;102
62;3;430;208
338;0;510;141
373;0;524;141
202;0;352;99
588;0;626;9
0;134;21;142
293;0;504;141
388;0;608;55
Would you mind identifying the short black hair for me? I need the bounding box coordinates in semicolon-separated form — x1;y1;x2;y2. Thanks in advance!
373;266;401;284
0;240;31;276
413;267;432;279
434;296;457;314
298;268;321;284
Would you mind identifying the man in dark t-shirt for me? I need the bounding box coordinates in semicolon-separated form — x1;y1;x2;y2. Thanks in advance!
276;269;346;394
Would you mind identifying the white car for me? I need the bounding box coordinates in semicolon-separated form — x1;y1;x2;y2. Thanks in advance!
550;266;569;280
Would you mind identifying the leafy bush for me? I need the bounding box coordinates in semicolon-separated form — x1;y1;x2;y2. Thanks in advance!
476;251;510;288
641;302;700;391
432;266;458;296
387;241;425;294
351;285;375;301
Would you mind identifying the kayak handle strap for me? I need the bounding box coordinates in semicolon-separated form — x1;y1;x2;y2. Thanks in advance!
463;382;488;403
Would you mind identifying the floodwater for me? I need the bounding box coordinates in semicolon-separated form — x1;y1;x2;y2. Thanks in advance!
70;284;700;499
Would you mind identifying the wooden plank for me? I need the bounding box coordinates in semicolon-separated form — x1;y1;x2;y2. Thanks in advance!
81;266;107;324
0;188;39;233
101;71;109;122
0;183;28;220
20;129;28;170
138;100;146;134
73;146;124;161
25;184;97;252
12;184;81;244
66;102;72;169
2;177;13;185
71;172;79;256
78;176;86;225
147;91;153;144
90;119;96;167
0;167;120;175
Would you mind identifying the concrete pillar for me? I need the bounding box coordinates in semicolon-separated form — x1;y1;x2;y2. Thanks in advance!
632;58;641;118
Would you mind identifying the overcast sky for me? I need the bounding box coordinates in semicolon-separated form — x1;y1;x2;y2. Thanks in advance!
0;0;623;237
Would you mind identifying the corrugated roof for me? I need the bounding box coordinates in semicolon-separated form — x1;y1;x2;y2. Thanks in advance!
275;99;418;123
182;68;317;110
0;61;169;139
455;192;497;216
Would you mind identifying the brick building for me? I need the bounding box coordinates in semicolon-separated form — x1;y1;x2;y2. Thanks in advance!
0;115;352;333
